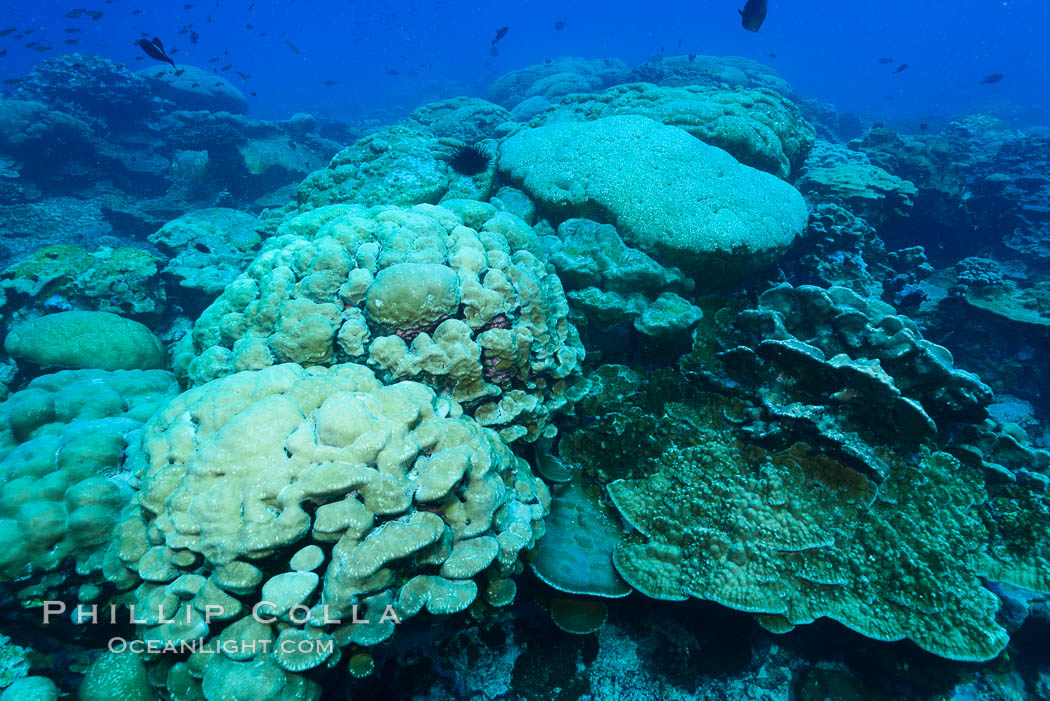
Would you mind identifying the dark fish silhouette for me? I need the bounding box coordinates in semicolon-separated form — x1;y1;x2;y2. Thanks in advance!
554;20;566;30
86;10;103;20
739;0;767;32
893;63;908;74
132;9;143;15
0;28;15;37
980;73;1004;85
0;49;6;57
919;123;928;131
688;53;696;61
878;57;893;64
135;36;176;68
235;70;250;80
284;39;301;55
768;52;776;59
65;28;81;34
190;31;199;44
324;79;339;86
64;39;79;45
491;26;508;51
246;23;253;29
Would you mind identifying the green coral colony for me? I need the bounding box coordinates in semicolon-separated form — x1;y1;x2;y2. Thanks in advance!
0;51;1048;701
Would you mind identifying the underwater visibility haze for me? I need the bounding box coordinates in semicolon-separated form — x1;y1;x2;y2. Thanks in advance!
0;0;1049;699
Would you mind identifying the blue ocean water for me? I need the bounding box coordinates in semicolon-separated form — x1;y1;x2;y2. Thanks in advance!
1;1;1050;700
3;0;1049;123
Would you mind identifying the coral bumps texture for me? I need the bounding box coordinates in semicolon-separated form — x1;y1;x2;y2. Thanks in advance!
187;203;584;443
100;363;548;698
498;115;808;288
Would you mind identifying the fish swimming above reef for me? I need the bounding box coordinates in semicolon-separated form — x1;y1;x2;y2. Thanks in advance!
980;73;1004;84
893;63;909;74
135;36;176;68
739;0;767;32
490;25;508;55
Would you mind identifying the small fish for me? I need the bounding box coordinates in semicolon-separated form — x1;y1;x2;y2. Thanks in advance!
0;49;6;57
221;64;232;70
245;23;253;29
235;70;250;79
893;63;908;74
284;39;301;55
878;57;894;64
768;52;776;59
26;41;39;48
66;9;84;18
135;36;176;68
738;0;767;32
250;91;256;96
0;28;15;37
554;20;566;30
134;55;144;60
34;45;52;52
980;73;1004;85
214;81;222;86
86;10;103;20
65;28;81;34
64;39;79;45
491;25;508;47
169;47;179;54
248;1;255;9
688;53;696;61
175;69;186;75
191;82;200;87
324;79;339;86
184;3;194;8
23;29;35;35
919;123;928;131
132;9;143;15
190;31;199;44
386;68;400;75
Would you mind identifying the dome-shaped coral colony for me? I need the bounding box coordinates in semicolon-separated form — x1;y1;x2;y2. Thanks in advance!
0;48;1048;700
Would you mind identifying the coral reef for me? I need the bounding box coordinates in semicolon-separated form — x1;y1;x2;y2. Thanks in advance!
487;57;629;116
187;203;584;443
528;83;814;178
625;54;794;96
498;115;808;288
99;363;548;698
0;368;178;581
5;311;167;372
